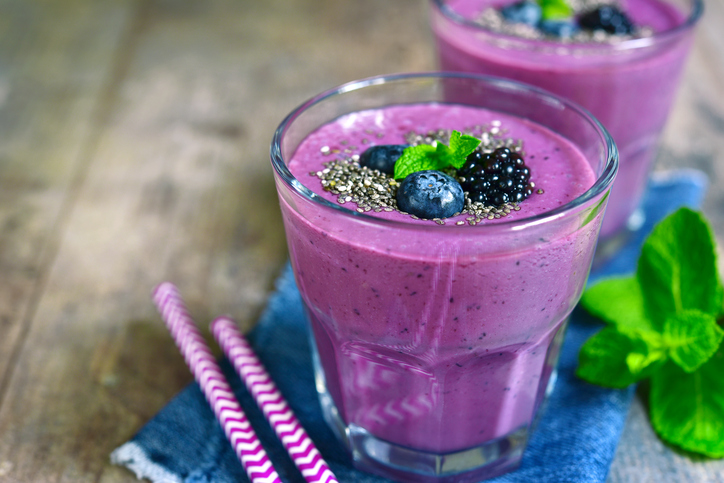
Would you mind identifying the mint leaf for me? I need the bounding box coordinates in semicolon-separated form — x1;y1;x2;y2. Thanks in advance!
625;349;665;376
663;309;724;373
538;0;572;20
650;347;724;458
637;208;724;327
625;328;668;374
393;144;443;180
588;309;723;377
580;277;652;331
577;327;656;388
448;131;481;169
393;130;480;179
578;208;724;458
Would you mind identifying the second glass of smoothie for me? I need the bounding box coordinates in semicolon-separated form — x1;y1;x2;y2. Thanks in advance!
270;73;617;482
430;0;701;243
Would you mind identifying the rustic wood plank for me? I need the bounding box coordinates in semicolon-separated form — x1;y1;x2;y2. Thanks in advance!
609;395;724;483
0;1;140;481
0;0;135;414
0;0;432;481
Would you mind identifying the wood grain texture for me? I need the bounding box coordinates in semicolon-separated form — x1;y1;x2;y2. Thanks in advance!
0;0;134;430
0;0;432;481
0;0;721;482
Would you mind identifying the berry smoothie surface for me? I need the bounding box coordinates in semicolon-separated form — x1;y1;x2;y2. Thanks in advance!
281;103;600;454
289;104;594;225
431;0;695;239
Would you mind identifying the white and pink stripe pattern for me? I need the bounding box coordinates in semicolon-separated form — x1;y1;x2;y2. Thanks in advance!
212;316;339;483
153;283;282;483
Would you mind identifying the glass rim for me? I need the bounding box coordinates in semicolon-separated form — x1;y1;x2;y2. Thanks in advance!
270;72;618;232
431;0;703;52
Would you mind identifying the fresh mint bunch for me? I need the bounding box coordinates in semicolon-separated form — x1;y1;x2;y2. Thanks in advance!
578;207;724;458
393;130;480;180
537;0;573;20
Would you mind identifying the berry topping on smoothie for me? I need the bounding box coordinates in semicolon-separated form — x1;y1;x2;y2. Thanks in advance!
292;103;595;226
359;144;410;175
578;5;635;34
539;18;580;37
314;125;536;223
396;170;465;219
500;0;542;25
476;0;651;41
459;146;533;205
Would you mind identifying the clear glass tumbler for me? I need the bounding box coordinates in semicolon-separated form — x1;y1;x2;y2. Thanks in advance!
430;0;702;245
270;73;617;482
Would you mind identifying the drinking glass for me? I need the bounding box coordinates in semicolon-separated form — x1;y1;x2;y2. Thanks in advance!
430;0;702;245
270;72;617;482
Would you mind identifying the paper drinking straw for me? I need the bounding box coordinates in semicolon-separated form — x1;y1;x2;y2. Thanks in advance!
153;283;282;483
212;316;339;483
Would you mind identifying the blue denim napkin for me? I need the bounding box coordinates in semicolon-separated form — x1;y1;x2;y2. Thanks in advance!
112;170;707;483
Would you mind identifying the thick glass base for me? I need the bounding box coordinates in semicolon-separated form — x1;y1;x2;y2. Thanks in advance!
309;331;533;482
346;423;527;483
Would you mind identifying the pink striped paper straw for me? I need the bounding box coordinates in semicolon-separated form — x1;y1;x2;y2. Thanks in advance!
212;316;339;483
153;283;282;483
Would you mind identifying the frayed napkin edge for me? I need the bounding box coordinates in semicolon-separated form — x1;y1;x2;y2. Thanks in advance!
111;441;183;483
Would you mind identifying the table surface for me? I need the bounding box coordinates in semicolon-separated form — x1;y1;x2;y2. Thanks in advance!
0;0;723;482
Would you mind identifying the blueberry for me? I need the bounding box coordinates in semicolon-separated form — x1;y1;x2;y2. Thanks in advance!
396;170;464;219
501;1;542;26
359;144;410;175
578;6;635;35
539;19;580;38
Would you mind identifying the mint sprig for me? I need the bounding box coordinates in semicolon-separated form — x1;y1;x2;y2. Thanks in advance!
577;207;724;457
393;130;480;180
651;348;724;457
537;0;572;20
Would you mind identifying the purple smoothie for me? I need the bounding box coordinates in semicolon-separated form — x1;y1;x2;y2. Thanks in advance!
282;104;596;455
271;73;616;481
430;0;700;239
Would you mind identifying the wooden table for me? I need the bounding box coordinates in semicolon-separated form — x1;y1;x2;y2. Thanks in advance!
0;0;722;481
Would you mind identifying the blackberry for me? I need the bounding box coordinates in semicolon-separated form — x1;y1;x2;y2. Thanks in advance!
578;6;635;35
458;147;533;207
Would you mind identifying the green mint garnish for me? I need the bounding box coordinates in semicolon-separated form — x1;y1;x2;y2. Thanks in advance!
577;327;660;388
538;0;572;20
393;130;480;180
577;207;724;458
638;207;724;326
651;347;724;457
